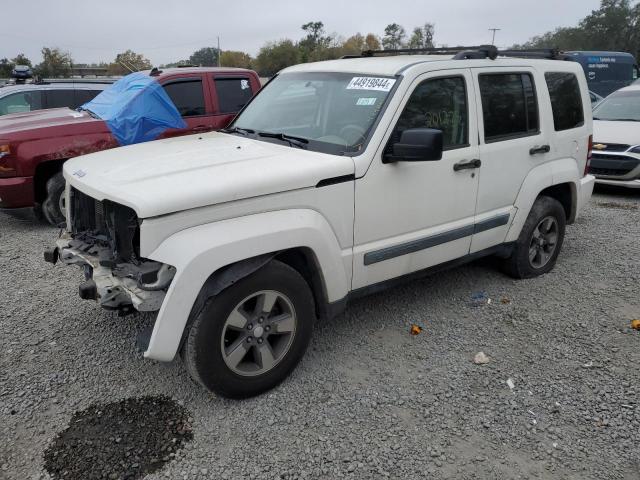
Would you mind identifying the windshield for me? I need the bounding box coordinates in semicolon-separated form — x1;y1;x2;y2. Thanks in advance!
232;72;397;155
593;90;640;121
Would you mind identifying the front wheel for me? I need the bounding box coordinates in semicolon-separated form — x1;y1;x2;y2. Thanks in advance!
182;260;315;398
42;172;66;226
503;196;566;279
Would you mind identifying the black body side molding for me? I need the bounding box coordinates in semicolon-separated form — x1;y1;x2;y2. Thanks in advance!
316;174;356;188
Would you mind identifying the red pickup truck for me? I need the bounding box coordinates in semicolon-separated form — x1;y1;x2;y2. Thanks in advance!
0;67;260;224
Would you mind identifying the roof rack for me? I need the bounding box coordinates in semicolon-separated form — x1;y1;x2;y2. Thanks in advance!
342;45;568;61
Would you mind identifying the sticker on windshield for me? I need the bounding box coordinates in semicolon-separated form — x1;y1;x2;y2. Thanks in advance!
347;77;396;92
356;97;377;106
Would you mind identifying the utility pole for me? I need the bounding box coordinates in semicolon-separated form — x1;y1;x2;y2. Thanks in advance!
217;36;221;67
489;28;501;46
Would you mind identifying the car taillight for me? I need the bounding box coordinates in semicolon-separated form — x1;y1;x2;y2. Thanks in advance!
0;144;16;177
585;135;593;176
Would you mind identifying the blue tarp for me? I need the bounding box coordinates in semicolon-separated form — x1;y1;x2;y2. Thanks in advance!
81;72;187;146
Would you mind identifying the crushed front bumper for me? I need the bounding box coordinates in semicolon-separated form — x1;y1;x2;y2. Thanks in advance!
50;233;175;312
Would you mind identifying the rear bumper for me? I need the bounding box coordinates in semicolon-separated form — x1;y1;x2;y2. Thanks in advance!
595;178;640;189
576;174;595;218
0;176;34;208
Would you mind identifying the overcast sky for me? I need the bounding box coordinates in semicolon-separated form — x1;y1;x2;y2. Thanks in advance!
1;0;602;65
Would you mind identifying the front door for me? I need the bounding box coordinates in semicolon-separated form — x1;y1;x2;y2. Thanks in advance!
353;69;481;290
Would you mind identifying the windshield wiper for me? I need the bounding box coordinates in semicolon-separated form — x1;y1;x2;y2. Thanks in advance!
258;131;309;149
77;107;100;119
221;126;255;136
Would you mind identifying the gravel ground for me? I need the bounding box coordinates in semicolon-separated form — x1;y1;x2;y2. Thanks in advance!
1;187;639;480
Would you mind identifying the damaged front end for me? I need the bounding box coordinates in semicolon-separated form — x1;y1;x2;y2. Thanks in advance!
45;187;175;313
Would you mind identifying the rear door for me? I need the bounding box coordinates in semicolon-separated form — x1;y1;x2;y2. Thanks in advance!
470;67;551;253
159;74;214;138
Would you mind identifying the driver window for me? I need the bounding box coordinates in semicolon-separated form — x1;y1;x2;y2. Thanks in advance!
390;76;468;151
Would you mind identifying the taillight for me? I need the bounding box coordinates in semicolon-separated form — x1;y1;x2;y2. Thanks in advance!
585;135;593;176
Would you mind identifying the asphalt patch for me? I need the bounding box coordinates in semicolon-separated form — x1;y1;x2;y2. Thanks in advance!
43;395;193;480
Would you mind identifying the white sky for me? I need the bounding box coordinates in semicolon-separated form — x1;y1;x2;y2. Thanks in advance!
0;0;603;65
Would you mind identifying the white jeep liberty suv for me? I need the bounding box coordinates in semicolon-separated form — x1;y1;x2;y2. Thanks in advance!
47;46;595;398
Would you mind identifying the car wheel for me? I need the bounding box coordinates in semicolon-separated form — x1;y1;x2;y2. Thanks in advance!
182;260;315;399
503;196;566;279
42;172;66;226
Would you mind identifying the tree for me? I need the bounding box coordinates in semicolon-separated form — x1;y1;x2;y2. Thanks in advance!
0;58;11;78
299;21;333;62
255;39;299;77
220;50;253;69
382;23;406;50
107;50;152;75
36;47;72;78
407;23;435;49
517;0;640;59
11;54;32;67
189;47;219;66
341;33;367;56
364;33;381;51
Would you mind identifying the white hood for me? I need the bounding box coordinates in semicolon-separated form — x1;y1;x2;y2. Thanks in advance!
64;131;354;218
593;120;640;146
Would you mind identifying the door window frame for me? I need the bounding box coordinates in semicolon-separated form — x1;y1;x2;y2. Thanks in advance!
160;76;210;118
211;75;254;115
476;70;541;144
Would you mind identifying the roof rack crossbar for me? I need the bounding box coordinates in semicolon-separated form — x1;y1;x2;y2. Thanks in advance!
341;46;568;61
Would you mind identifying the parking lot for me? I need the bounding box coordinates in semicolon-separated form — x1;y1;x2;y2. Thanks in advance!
1;187;639;480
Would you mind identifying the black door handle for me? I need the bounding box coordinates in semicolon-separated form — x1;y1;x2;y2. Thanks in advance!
453;159;482;171
529;145;550;155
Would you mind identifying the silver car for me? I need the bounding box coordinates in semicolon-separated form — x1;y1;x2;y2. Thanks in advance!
0;81;112;116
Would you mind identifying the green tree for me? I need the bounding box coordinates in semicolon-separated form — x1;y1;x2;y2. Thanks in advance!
407;23;435;49
189;47;219;66
220;50;253;69
107;50;152;75
0;58;11;78
255;39;299;77
11;54;32;67
36;47;72;78
518;0;640;59
299;21;333;62
382;23;406;50
341;33;367;56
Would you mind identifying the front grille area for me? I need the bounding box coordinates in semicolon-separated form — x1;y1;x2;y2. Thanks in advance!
589;153;639;178
69;187;140;262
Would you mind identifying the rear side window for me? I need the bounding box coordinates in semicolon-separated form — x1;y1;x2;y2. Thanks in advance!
0;91;43;115
393;76;468;150
75;89;102;106
45;89;75;109
162;79;206;116
545;72;584;131
479;73;539;142
214;77;253;113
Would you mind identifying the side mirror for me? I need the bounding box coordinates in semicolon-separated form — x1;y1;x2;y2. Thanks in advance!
384;128;443;163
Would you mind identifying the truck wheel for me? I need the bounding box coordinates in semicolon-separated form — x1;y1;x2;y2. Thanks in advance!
42;172;66;226
182;260;315;399
503;196;566;279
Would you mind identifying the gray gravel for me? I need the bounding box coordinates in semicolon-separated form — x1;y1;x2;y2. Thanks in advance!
1;188;639;480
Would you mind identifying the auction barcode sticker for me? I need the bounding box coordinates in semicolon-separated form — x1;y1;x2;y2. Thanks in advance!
346;77;396;92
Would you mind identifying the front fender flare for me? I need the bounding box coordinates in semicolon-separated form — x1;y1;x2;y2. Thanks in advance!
143;209;351;361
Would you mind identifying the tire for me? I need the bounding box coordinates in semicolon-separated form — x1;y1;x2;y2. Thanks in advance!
42;172;66;226
503;196;566;279
182;260;315;399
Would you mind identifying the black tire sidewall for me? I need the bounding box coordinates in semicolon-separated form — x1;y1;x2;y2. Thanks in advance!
42;172;66;226
512;196;566;278
186;261;315;399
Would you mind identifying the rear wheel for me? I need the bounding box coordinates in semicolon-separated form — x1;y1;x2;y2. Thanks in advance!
503;196;566;279
182;260;315;398
42;172;66;226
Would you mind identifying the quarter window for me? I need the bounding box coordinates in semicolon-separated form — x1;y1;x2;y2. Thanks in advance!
162;79;206;117
545;72;584;131
479;73;539;142
392;76;468;150
214;78;253;114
